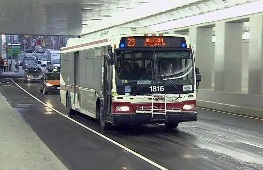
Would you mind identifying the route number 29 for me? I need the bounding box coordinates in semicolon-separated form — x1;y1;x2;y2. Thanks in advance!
149;86;164;92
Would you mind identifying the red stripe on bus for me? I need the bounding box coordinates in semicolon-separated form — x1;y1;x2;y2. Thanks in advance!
61;39;109;51
60;85;79;93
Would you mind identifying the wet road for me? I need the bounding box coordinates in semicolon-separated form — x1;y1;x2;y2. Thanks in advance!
0;77;263;170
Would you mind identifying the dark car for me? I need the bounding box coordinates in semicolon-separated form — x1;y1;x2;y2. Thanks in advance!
39;72;60;94
35;54;45;64
25;49;34;53
22;57;36;69
33;48;45;64
17;54;27;66
24;66;42;83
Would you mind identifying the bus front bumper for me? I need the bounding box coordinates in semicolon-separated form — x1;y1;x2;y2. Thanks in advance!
112;112;197;126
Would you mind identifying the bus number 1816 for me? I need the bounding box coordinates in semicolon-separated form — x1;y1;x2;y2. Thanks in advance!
149;86;164;92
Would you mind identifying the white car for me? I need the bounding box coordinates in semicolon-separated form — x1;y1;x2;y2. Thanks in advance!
24;49;34;57
46;59;60;72
40;58;50;67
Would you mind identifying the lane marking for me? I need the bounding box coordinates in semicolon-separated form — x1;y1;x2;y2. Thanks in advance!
198;100;238;107
197;106;263;121
240;141;263;149
197;100;263;121
10;79;168;170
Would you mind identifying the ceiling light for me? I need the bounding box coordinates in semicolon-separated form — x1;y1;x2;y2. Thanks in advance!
81;8;93;11
84;3;101;6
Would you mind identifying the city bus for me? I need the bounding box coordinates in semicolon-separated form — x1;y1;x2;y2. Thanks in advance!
7;43;21;59
60;27;201;130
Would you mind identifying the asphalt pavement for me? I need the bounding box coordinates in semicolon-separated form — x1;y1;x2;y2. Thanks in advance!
0;77;263;170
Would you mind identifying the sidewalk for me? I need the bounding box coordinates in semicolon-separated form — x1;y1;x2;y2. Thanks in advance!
0;71;24;77
0;93;68;170
0;66;24;79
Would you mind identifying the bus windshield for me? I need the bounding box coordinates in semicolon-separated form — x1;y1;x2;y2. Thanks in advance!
156;51;193;83
116;50;153;80
115;50;193;84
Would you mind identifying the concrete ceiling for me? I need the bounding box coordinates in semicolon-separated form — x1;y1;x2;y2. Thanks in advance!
0;0;202;35
0;0;259;36
123;0;259;32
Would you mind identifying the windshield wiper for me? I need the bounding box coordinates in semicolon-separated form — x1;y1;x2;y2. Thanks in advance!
158;67;193;80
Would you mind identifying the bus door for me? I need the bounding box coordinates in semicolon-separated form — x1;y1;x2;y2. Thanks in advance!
73;51;79;104
103;49;113;115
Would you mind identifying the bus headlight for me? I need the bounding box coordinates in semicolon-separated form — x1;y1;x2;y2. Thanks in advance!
46;83;53;87
116;106;130;112
183;104;195;110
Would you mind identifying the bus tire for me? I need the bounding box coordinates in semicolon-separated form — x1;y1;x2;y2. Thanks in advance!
99;101;111;131
165;122;179;129
43;87;48;94
66;92;75;117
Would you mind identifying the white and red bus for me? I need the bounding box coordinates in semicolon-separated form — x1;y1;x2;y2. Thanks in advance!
60;27;201;130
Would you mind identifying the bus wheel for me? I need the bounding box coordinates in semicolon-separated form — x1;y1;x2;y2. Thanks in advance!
43;87;48;94
66;93;75;117
165;122;179;129
99;102;111;131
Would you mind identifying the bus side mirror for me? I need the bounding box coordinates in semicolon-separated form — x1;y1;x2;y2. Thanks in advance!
195;68;201;82
195;67;201;89
196;74;201;83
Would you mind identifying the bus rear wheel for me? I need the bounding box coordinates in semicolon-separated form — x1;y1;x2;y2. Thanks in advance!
66;93;75;117
43;87;48;94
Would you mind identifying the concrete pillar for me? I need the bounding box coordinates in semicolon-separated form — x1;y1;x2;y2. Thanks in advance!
242;35;249;93
189;27;214;89
224;22;243;92
248;14;263;94
214;22;243;92
214;22;226;91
